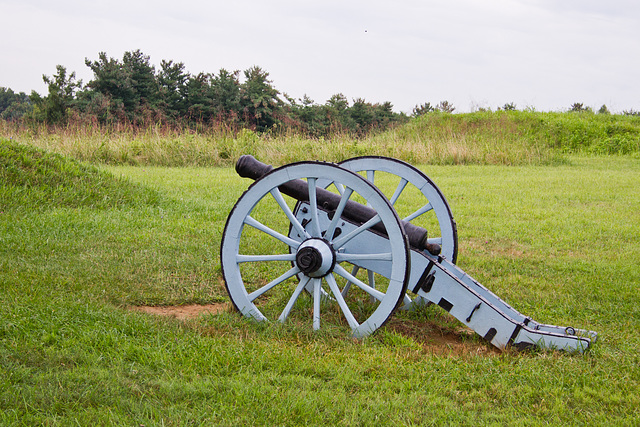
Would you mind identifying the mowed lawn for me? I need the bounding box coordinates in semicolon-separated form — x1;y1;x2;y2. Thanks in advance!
1;152;639;425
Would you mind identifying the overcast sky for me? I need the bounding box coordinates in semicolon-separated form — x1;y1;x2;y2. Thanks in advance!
1;0;639;113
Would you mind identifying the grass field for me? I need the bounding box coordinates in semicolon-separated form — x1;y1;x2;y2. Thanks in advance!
1;137;639;425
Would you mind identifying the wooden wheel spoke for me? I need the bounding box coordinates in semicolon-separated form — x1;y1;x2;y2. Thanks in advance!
341;265;359;297
365;170;375;206
326;274;360;330
333;264;385;301
307;178;322;237
335;252;392;262
278;276;311;322
331;214;381;250
325;187;354;242
312;278;322;330
367;269;376;303
389;178;409;206
244;215;301;249
366;169;375;183
403;202;434;222
248;266;301;302
270;188;310;240
237;253;297;263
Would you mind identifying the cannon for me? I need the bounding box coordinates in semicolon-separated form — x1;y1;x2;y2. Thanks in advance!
220;156;597;352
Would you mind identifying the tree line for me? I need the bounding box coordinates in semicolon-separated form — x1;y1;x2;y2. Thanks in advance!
0;50;409;136
3;50;638;136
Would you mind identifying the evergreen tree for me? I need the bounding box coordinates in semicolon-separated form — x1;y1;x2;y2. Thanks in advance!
412;102;436;117
158;60;190;120
84;52;131;120
349;98;375;133
240;66;280;131
30;65;82;123
122;50;159;115
326;93;351;130
0;87;32;120
437;100;455;113
210;69;242;119
184;72;215;121
84;50;159;122
373;101;395;126
0;87;16;114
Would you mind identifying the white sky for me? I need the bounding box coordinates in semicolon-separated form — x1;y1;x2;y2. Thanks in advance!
1;0;639;113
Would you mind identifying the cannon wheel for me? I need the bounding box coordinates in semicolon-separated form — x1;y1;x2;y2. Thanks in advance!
315;156;458;309
339;156;458;262
221;161;410;337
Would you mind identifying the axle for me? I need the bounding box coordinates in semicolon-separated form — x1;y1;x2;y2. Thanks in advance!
235;155;441;254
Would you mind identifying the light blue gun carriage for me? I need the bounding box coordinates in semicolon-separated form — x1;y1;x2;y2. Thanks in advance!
220;156;597;352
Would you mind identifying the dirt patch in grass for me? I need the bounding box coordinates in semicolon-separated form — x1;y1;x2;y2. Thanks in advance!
129;303;499;356
129;303;231;320
384;317;501;357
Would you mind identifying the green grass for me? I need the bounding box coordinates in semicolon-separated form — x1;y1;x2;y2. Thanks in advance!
1;139;639;424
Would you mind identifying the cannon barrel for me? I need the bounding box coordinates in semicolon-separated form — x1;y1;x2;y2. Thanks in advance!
235;155;440;254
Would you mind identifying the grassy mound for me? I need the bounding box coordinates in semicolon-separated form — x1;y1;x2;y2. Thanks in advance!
402;110;640;156
0;138;159;210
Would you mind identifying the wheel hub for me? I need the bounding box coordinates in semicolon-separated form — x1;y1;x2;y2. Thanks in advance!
295;238;335;277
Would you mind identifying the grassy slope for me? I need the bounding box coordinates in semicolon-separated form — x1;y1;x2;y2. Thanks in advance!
1;139;639;424
0;140;160;210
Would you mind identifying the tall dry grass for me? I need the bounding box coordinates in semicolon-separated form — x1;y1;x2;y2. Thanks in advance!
1;112;583;167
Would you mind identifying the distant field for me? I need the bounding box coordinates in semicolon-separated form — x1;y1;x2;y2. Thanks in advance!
1;138;639;424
